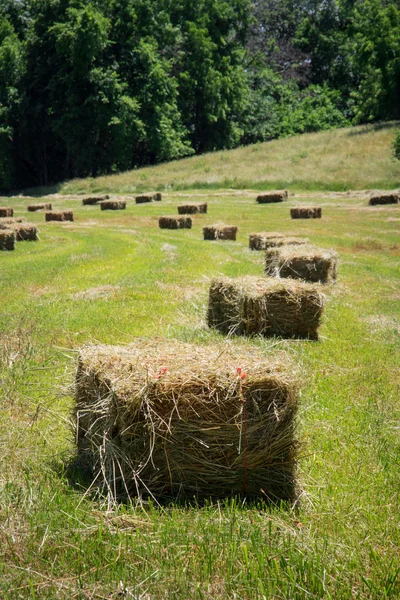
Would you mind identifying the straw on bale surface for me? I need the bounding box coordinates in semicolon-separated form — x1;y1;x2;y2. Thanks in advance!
256;191;288;203
0;229;15;251
290;207;322;219
177;203;208;214
45;211;74;222
208;276;325;340
27;203;52;211
82;195;109;205
159;216;192;229
75;340;299;502
265;245;337;283
0;207;13;218
9;223;38;241
100;200;126;211
369;192;400;206
203;225;238;240
0;217;26;229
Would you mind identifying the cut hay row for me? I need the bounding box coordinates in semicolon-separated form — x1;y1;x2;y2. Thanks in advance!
208;276;325;340
203;225;238;241
0;207;13;218
256;191;288;203
369;192;399;206
177;203;208;214
45;211;74;222
249;233;307;250
27;203;52;212
290;207;322;219
0;229;15;251
265;245;337;284
100;200;126;211
75;340;299;502
159;216;192;229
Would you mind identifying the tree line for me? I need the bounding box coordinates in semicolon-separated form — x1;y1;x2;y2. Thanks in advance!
0;0;399;190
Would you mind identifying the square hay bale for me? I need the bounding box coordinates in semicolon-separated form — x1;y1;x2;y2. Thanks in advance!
178;203;208;215
45;211;74;222
154;192;162;201
27;203;52;211
369;192;399;206
0;229;15;251
0;207;13;218
9;223;38;241
75;340;299;502
159;216;192;229
249;232;284;250
100;200;126;211
256;191;288;203
0;217;26;229
265;245;337;283
135;194;154;204
203;225;238;240
290;207;321;219
82;195;109;205
208;276;325;340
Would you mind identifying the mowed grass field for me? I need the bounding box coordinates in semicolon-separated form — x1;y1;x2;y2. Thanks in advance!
1;124;400;598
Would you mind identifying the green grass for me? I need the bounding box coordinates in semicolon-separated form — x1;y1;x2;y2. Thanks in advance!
1;148;400;598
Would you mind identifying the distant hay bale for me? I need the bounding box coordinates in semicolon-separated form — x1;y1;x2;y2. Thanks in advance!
249;232;307;250
0;229;15;251
290;207;322;219
0;207;13;218
208;276;325;340
27;203;52;212
177;202;208;214
256;191;288;204
159;216;192;229
154;192;162;201
45;211;74;222
82;195;109;205
75;340;299;502
265;245;337;283
0;217;26;228
203;225;238;241
9;223;39;241
100;200;126;211
369;193;400;206
136;192;161;204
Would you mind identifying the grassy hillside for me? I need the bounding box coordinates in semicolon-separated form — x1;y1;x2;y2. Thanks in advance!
49;122;400;196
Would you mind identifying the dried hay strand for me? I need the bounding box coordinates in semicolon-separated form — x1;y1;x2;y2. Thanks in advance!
9;223;38;241
290;207;322;219
82;195;109;205
369;192;400;206
100;200;126;211
265;245;337;283
203;225;238;241
0;207;13;218
0;217;26;228
177;203;208;214
256;191;288;203
27;203;52;211
159;216;192;229
0;229;15;250
75;339;300;503
45;210;74;222
208;276;325;340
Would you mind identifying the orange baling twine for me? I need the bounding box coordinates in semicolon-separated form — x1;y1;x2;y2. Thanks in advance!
236;367;248;494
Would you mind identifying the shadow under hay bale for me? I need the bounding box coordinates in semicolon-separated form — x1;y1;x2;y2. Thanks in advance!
75;340;299;503
28;203;52;211
178;203;208;214
159;216;192;229
10;223;38;241
265;245;337;283
45;211;74;222
257;191;288;203
82;195;109;205
290;207;322;219
0;229;15;250
203;225;238;240
0;207;13;218
369;193;400;206
100;200;126;211
208;276;325;340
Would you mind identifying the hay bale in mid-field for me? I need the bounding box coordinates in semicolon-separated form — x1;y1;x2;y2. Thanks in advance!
75;340;299;502
256;191;288;203
45;211;74;222
203;225;238;240
0;207;13;218
249;232;284;250
177;203;207;215
9;223;38;241
0;217;26;228
0;229;15;250
265;245;337;283
159;216;192;229
28;203;52;212
82;195;109;205
100;200;126;211
154;192;162;201
369;193;400;206
208;276;325;340
290;207;322;219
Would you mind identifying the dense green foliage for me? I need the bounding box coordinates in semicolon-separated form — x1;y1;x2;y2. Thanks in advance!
1;0;400;189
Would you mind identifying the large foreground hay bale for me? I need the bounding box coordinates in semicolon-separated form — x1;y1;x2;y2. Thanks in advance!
82;195;109;205
203;225;238;240
256;191;288;203
265;245;337;283
75;340;299;502
9;223;38;241
45;211;74;222
177;203;208;214
0;229;15;250
290;207;322;219
208;276;325;340
369;192;399;206
159;216;192;229
0;207;13;218
27;203;52;211
100;200;126;211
